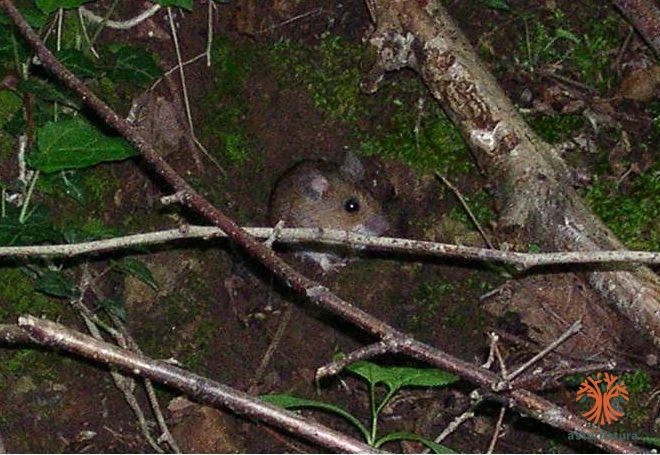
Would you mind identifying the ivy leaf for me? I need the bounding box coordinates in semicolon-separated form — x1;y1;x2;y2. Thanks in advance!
35;0;94;14
346;361;459;393
99;297;127;322
35;270;79;299
112;258;158;291
56;48;97;79
153;0;193;10
30;118;137;173
18;78;81;109
0;204;60;246
105;44;160;87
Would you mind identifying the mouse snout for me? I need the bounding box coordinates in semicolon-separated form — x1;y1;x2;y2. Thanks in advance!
361;214;389;236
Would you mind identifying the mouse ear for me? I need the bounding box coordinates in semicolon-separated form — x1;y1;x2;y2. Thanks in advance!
340;151;364;181
304;171;329;200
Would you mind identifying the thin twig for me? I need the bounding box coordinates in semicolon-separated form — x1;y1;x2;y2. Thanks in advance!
538;69;597;93
497;320;583;389
435;173;495;249
486;406;506;454
512;360;617;391
615;27;635;78
77;8;99;58
79;4;162;30
74;271;167;453
316;340;396;381
165;8;225;176
256;8;323;34
81;266;180;453
431;397;481;445
205;0;213;67
250;303;294;394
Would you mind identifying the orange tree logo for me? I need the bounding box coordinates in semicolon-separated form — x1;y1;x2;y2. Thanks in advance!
575;372;629;425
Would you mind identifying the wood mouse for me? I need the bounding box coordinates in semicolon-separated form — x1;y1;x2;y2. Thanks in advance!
269;156;389;271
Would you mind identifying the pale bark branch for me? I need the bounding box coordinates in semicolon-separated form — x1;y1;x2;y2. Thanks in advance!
0;226;656;272
364;0;660;348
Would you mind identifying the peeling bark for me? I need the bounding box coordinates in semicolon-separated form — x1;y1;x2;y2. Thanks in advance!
364;0;660;347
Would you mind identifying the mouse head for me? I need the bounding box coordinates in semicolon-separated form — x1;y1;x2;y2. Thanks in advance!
290;161;389;235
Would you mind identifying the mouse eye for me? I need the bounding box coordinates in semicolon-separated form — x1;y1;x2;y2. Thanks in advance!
344;197;360;213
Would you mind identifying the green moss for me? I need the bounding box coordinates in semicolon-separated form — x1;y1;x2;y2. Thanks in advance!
270;33;367;122
359;101;471;174
619;370;652;428
201;37;258;166
527;114;583;144
408;280;455;330
0;267;63;321
182;317;216;370
586;164;659;251
518;12;621;92
270;33;472;175
621;370;651;394
447;188;496;226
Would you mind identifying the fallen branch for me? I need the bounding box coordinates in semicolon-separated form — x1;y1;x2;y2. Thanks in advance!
0;226;656;272
363;0;660;347
5;317;376;453
612;0;660;56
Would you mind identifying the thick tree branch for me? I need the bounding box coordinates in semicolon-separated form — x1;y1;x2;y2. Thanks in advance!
364;0;660;348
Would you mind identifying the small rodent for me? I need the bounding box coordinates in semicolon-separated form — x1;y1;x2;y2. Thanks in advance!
269;158;389;271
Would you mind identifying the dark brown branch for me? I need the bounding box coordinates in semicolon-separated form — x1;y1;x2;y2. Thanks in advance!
316;340;397;381
613;0;660;56
14;316;376;453
0;3;645;452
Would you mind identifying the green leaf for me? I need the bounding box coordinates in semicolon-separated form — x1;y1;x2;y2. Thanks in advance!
483;0;510;11
0;91;22;129
19;78;82;109
555;28;581;44
346;361;459;392
35;0;94;14
106;45;160;87
34;270;79;299
640;436;660;448
99;297;127;321
112;258;158;291
0;204;60;246
0;5;49;27
261;394;370;441
375;431;454;453
56;48;97;79
153;0;194;10
30;118;137;173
